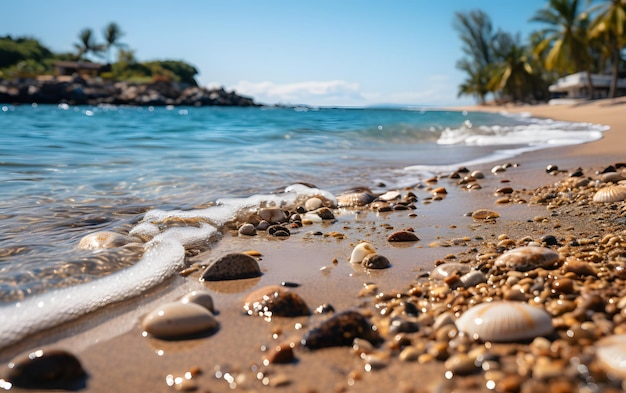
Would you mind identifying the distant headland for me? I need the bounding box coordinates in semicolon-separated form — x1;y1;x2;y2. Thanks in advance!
0;23;258;107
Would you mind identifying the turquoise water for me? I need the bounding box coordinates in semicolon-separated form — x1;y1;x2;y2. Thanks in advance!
0;104;606;317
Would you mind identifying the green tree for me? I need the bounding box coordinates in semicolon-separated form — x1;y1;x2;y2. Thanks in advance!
0;36;52;69
530;0;596;97
488;32;537;102
103;22;125;64
74;28;105;61
454;10;496;103
588;0;626;97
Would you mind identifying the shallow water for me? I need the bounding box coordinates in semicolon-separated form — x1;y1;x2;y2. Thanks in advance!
0;103;606;308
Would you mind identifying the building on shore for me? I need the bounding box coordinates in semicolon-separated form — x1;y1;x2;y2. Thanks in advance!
548;72;626;104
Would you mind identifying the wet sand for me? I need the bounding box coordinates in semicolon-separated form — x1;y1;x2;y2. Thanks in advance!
2;98;626;392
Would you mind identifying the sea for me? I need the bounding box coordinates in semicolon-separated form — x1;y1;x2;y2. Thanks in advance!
0;103;607;347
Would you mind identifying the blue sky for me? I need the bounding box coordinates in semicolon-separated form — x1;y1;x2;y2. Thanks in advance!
2;1;548;106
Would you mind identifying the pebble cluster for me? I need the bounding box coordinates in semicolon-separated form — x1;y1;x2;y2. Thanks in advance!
5;161;626;392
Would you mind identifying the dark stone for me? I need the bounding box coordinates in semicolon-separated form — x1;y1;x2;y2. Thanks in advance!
546;164;559;173
201;252;261;281
243;285;311;317
301;310;382;350
387;231;419;242
541;235;559;246
5;348;87;390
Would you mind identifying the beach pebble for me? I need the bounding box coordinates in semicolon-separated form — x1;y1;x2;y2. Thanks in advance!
301;310;382;350
304;197;323;211
238;223;256;236
258;207;285;224
471;209;499;220
312;207;335;220
200;252;261;281
379;190;401;201
387;231;419;242
362;254;391;269
264;342;296;364
77;231;134;250
142;302;219;339
243;285;311;318
4;348;87;389
180;290;215;313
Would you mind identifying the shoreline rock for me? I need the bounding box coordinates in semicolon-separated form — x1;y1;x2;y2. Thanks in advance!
0;77;259;107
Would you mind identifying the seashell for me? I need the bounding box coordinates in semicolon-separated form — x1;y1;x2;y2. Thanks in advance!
77;231;134;250
243;285;311;318
593;185;626;203
200;252;262;281
379;190;401;201
362;254;391;269
142;302;219;339
5;348;87;389
430;262;470;280
471;209;499;220
494;246;559;272
258;207;286;224
349;242;376;263
336;192;376;207
387;231;419;242
301;310;382;349
268;224;290;237
456;301;553;342
595;334;626;379
601;172;626;183
180;290;215;313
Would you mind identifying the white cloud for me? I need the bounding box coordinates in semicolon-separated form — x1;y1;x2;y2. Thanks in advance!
230;80;367;106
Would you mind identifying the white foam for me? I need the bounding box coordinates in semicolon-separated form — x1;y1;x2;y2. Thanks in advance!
0;184;332;349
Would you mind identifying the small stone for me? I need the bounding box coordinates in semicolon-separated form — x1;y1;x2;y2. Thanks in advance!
142;302;219;339
471;209;499;220
546;164;559;173
304;197;323;211
180;290;215;313
362;254;391;269
201;253;262;281
301;311;382;350
387;231;419;242
238;223;256;236
258;207;285;224
265;342;296;364
5;348;87;390
243;285;311;318
268;224;290;237
444;353;477;375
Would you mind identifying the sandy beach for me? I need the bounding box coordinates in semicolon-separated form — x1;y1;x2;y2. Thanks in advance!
2;98;626;393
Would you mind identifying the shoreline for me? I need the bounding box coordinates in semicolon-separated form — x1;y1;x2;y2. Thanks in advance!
2;99;626;392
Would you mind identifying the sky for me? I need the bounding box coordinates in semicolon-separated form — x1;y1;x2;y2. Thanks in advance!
2;1;549;107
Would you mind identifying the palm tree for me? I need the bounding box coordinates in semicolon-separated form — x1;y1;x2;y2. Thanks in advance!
74;28;105;61
454;10;496;103
588;0;626;97
530;0;596;98
488;32;537;102
103;22;125;64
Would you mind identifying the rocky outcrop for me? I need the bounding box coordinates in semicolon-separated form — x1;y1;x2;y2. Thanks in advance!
0;77;258;107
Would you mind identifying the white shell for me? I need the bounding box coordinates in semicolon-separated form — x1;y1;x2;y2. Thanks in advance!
456;301;553;342
349;242;376;264
494;246;559;271
593;185;626;203
337;192;376;207
596;334;626;379
142;302;218;339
